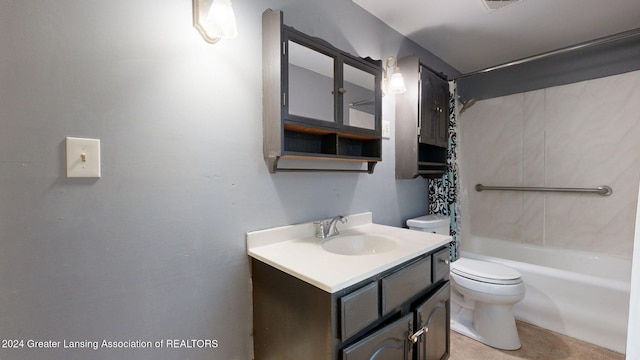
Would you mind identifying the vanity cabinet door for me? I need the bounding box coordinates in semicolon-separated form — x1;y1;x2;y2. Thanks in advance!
342;314;413;360
415;282;450;360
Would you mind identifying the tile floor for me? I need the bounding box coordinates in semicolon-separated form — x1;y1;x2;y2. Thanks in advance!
449;321;625;360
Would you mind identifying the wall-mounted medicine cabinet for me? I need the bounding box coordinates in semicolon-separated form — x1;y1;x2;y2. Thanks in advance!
395;55;449;179
262;9;383;173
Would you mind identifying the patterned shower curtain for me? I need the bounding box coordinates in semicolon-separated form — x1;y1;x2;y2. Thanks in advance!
427;81;460;261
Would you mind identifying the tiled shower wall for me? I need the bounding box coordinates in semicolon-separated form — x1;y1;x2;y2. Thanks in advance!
459;70;640;258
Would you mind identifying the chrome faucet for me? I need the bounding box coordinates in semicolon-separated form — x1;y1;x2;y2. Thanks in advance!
315;215;348;239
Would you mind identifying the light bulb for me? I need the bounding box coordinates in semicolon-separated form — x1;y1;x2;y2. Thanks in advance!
206;0;238;39
388;72;406;95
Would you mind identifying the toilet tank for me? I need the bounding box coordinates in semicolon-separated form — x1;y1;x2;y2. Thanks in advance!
406;214;450;235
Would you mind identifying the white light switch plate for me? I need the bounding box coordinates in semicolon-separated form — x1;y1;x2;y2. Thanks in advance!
382;120;391;139
66;137;101;178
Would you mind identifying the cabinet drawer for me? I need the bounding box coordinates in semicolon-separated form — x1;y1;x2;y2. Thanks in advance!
342;313;413;360
340;282;379;341
432;247;450;283
381;256;432;314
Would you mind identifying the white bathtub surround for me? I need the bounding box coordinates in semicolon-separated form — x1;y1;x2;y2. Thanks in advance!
246;212;450;292
459;70;640;257
462;236;631;353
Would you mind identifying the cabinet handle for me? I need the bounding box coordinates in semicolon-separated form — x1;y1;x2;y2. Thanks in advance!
440;259;450;265
338;87;346;94
408;325;428;344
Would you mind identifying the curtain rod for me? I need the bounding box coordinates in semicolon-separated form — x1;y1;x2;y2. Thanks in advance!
455;27;640;80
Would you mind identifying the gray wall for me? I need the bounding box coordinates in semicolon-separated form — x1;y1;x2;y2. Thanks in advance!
0;1;456;359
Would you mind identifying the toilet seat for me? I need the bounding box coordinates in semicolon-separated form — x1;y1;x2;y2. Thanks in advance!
451;258;522;285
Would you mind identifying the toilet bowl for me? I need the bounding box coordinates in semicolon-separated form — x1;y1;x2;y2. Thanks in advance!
450;257;525;350
406;214;526;350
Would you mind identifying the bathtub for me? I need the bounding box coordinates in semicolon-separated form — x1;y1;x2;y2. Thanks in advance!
461;236;631;353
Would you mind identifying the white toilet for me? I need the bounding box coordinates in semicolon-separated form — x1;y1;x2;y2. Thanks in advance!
407;215;526;350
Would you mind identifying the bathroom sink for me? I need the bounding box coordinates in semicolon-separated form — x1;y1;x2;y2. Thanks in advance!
321;235;397;256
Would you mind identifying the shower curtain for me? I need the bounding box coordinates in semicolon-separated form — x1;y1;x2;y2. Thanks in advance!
427;81;460;261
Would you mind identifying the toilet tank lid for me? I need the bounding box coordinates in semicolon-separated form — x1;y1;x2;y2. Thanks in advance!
406;214;450;229
451;258;522;281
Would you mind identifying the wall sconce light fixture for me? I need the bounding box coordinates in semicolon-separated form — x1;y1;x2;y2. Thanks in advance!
193;0;238;44
382;56;407;95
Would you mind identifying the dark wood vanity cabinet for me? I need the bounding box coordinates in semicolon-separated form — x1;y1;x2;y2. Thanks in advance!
251;245;450;360
395;55;449;179
263;9;383;173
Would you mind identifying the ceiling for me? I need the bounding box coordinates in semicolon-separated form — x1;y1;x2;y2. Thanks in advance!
352;0;640;74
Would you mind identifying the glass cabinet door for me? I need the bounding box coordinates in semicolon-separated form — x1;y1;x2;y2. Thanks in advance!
287;40;335;123
342;62;377;131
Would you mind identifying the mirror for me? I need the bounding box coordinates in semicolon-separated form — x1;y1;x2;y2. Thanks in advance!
343;63;376;130
287;40;335;123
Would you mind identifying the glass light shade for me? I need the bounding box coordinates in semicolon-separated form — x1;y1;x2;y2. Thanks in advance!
387;72;407;95
206;0;238;39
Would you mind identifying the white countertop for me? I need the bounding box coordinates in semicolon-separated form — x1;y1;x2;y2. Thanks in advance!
246;212;451;293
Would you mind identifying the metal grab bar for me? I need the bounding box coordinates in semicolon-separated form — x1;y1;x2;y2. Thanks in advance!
475;184;613;196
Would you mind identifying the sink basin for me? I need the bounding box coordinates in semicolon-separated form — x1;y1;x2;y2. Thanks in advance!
321;235;397;256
